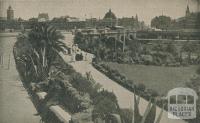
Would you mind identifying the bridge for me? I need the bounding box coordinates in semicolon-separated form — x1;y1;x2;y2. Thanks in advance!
78;29;137;52
77;29;200;51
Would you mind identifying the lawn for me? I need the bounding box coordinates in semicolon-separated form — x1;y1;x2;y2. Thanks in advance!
103;62;198;95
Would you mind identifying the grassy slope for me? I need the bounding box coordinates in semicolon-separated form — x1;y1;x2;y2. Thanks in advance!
104;62;197;95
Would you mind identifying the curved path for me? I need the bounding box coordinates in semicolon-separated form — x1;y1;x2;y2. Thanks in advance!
0;34;41;123
61;33;187;123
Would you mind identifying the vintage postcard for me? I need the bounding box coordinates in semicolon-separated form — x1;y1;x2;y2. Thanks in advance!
0;0;199;123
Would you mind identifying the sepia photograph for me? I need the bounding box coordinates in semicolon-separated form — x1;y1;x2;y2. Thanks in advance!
0;0;200;123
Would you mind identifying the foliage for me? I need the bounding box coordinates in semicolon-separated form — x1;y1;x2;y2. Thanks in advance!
181;41;199;64
14;23;122;122
92;90;119;119
151;15;172;30
165;42;178;56
68;67;121;119
69;72;95;94
196;65;200;75
74;31;84;45
74;31;196;66
133;93;164;123
137;83;146;93
119;109;133;123
181;41;196;54
185;77;200;123
13;35;38;82
16;23;69;82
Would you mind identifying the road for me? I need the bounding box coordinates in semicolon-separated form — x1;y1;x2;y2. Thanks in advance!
0;34;41;123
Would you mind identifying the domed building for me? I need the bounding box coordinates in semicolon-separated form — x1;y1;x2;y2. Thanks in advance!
103;9;117;20
101;9;117;27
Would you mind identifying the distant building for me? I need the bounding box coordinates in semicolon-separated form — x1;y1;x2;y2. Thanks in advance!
84;9;118;28
0;17;6;21
7;5;14;20
186;5;190;17
38;13;49;22
0;0;4;18
84;10;142;30
172;5;200;30
99;9;118;27
103;9;117;20
67;17;80;22
118;16;139;30
85;18;98;27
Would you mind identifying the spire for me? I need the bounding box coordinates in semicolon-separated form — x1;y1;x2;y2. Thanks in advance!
109;8;111;12
186;4;190;16
135;14;138;22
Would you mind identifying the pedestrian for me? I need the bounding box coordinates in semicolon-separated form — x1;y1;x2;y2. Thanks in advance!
85;53;87;61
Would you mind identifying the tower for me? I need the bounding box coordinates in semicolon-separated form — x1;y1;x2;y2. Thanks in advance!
7;5;14;20
186;5;190;16
0;0;4;19
135;14;138;22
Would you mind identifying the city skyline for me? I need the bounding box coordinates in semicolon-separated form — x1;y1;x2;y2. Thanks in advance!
0;0;199;25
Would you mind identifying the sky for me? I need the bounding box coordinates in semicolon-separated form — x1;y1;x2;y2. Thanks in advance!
0;0;199;25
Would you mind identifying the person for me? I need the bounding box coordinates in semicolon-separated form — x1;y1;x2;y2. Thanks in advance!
85;53;87;61
86;71;92;81
71;52;75;62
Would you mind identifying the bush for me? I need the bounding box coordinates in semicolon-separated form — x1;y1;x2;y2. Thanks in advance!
120;109;133;123
146;89;159;98
69;73;95;95
137;83;146;92
196;66;200;75
92;62;163;109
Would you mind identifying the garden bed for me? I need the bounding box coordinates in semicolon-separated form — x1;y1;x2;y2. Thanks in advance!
92;61;197;111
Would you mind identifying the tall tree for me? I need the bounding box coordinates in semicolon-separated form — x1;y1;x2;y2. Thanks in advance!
151;16;172;30
27;23;68;80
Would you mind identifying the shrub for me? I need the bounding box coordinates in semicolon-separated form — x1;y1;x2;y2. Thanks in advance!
146;89;159;98
120;109;133;123
196;65;200;75
137;83;146;92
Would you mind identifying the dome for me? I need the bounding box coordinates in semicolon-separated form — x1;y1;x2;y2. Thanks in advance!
8;5;13;10
103;9;117;20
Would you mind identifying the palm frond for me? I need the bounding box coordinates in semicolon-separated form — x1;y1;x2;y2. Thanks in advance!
155;104;164;123
140;99;152;123
144;102;156;123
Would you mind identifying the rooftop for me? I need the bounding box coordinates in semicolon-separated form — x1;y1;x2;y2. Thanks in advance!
103;9;117;20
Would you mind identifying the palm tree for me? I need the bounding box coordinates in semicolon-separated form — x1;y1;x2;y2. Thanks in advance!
28;23;69;80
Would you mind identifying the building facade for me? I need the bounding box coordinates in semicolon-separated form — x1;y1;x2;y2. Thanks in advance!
38;13;49;22
7;6;14;21
172;5;200;29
